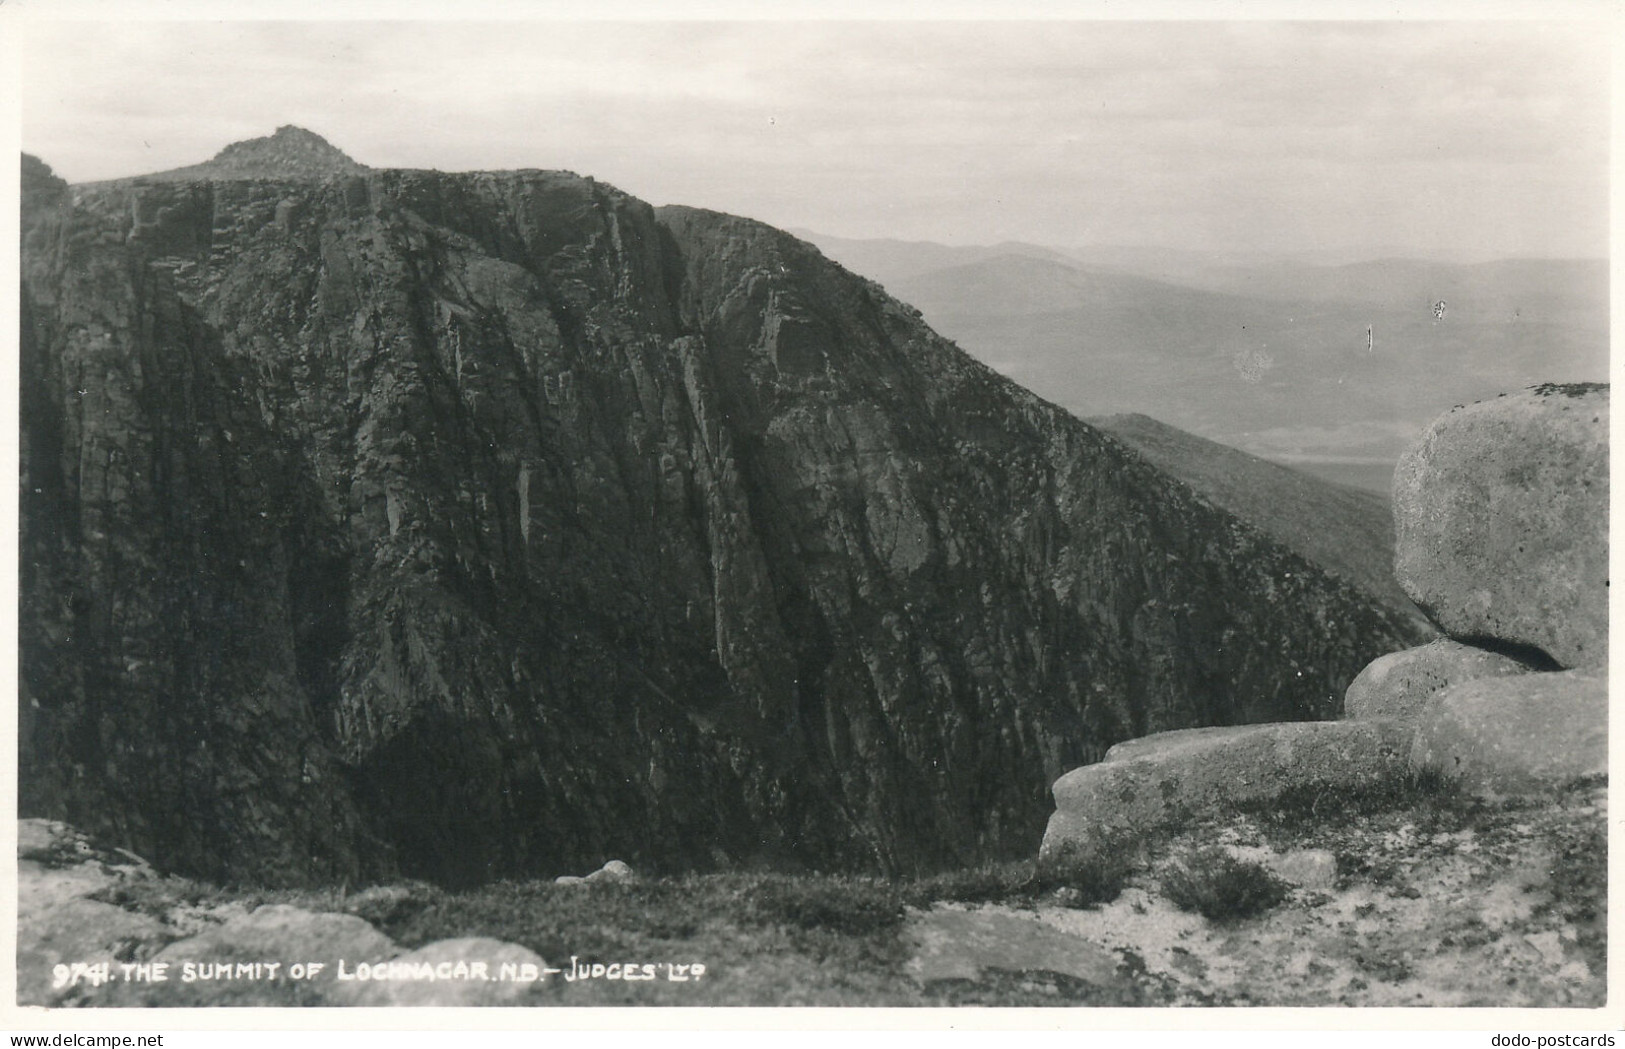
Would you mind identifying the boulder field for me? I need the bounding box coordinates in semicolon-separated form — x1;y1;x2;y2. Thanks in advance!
1042;385;1608;866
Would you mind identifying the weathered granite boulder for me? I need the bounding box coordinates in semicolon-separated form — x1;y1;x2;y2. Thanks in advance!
587;860;637;884
1393;385;1608;669
1410;671;1607;797
1039;721;1411;866
1343;639;1533;722
323;937;549;1006
154;903;398;965
556;859;638;886
19;817;155;875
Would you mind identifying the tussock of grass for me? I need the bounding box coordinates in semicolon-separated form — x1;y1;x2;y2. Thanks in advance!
904;859;1040;906
1233;768;1481;843
1160;847;1288;921
1031;840;1135;907
741;875;905;935
906;843;1135;911
385;873;907;961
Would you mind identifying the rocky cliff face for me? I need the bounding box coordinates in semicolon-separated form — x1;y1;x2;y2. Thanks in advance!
19;132;1429;887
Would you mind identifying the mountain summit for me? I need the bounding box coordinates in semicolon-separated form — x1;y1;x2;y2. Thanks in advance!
138;125;367;182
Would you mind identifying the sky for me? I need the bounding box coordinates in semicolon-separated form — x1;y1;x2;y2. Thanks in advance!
13;12;1615;260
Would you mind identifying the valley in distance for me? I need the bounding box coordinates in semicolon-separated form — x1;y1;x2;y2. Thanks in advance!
17;127;1608;1008
798;228;1607;495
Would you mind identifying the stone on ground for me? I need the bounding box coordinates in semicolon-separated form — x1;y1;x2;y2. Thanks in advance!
1256;848;1340;891
1041;721;1410;866
557;859;637;886
586;859;637;883
1343;639;1533;721
1392;384;1608;669
1410;671;1606;797
905;907;1124;988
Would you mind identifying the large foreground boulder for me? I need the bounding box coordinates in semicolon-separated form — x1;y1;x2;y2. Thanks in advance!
1343;639;1533;722
16;819;171;1006
1392;384;1608;669
1039;721;1411;866
1410;671;1606;797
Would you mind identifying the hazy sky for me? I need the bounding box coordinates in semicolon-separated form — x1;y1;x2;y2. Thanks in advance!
16;15;1613;259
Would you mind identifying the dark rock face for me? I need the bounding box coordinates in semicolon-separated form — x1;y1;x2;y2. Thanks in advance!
19;145;1427;887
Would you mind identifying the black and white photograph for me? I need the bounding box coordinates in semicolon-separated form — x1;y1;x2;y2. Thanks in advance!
5;0;1614;1033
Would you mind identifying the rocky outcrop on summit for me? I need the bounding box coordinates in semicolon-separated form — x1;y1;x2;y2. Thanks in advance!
1393;384;1608;669
116;125;369;184
19;138;1424;887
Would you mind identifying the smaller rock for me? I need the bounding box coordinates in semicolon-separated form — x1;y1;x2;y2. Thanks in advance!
1410;671;1606;797
905;907;1123;987
1344;640;1532;721
585;859;637;884
557;860;637;885
1524;931;1566;969
1268;849;1338;891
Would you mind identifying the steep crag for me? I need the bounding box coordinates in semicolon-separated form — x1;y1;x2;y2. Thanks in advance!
19;133;1426;887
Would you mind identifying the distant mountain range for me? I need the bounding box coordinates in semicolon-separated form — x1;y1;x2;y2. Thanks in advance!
797;232;1609;493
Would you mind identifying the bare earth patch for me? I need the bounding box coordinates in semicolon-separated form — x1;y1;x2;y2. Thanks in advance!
910;778;1604;1006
